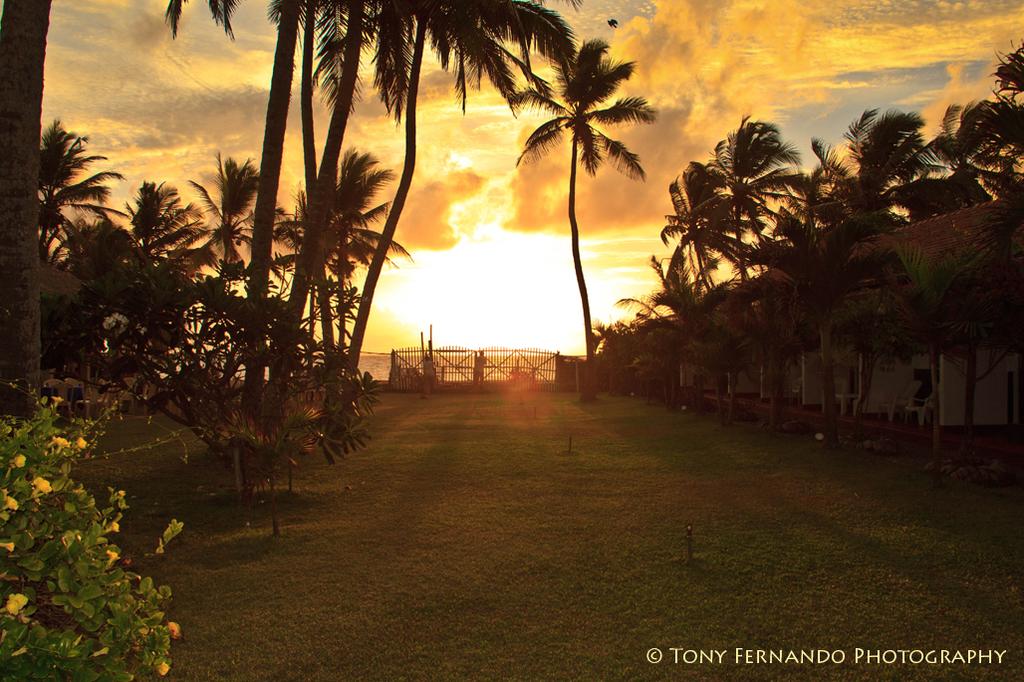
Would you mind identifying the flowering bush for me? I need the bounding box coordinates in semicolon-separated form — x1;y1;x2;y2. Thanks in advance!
0;404;181;679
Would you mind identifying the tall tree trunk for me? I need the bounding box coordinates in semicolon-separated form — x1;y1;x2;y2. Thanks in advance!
0;0;51;418
929;343;943;459
853;353;876;438
767;350;784;430
300;0;318;194
960;343;977;457
820;320;839;448
567;142;596;401
694;372;704;414
289;0;366;331
318;268;334;348
242;0;300;416
335;231;350;351
348;18;427;368
726;371;737;425
715;374;727;425
247;0;300;299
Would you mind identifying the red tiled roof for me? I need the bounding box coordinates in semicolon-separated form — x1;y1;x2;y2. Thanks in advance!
39;265;81;297
885;202;1021;259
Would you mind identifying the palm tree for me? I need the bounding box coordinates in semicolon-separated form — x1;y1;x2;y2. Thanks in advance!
661;161;728;291
37;120;124;264
619;256;727;415
762;211;891;448
346;0;578;369
978;44;1024;259
287;0;369;326
125;181;205;265
894;248;965;462
165;0;302;303
326;150;402;286
60;217;136;281
516;38;656;400
730;273;807;430
190;154;260;266
840;108;941;219
277;151;407;346
710;117;801;279
0;0;53;417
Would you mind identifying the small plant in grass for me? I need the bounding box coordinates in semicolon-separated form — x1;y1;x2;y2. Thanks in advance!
0;404;181;680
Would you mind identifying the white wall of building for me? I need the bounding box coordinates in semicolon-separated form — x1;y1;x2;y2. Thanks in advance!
940;350;1020;426
861;355;918;416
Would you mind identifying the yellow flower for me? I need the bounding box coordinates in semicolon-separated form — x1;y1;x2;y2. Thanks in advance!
106;549;119;564
167;621;182;639
4;496;17;511
32;477;52;495
108;521;120;533
0;542;14;552
5;593;28;616
156;662;170;677
51;436;70;449
11;454;25;468
75;437;88;450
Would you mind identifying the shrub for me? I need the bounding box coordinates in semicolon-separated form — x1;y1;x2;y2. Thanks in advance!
0;404;181;680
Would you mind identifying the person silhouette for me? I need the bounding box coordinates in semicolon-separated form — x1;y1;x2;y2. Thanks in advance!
473;350;486;389
422;353;435;396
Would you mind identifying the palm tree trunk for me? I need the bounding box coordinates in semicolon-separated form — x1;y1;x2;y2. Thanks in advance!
820;320;839;448
694;372;704;414
289;0;366;326
929;342;943;470
726;371;737;424
960;343;977;457
336;232;349;351
715;374;727;424
247;0;300;300
767;350;783;430
300;0;318;194
853;353;876;438
348;17;427;368
0;0;51;418
242;0;300;417
318;268;334;348
567;143;596;401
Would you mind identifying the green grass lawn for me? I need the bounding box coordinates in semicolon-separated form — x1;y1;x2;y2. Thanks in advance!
80;392;1024;680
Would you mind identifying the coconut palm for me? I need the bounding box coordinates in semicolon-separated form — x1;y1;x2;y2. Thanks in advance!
0;0;53;416
60;217;136;281
165;0;302;303
190;154;260;266
977;44;1024;259
760;210;892;448
661;161;728;291
125;181;205;266
277;151;407;346
515;38;656;400
710;117;801;279
346;0;578;369
37;120;124;264
894;248;966;462
325;150;403;287
840;108;942;219
785;138;849;228
730;272;807;430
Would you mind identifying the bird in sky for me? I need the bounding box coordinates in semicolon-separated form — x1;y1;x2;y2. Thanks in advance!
607;18;619;28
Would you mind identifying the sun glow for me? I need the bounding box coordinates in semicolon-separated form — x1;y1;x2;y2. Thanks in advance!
361;227;624;354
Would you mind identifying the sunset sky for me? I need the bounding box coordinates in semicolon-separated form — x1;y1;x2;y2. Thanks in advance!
39;0;1024;354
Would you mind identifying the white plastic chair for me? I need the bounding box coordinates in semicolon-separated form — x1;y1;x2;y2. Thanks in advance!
41;378;66;412
63;378;93;419
887;379;922;422
905;393;934;427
